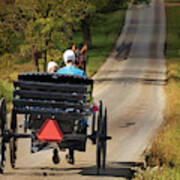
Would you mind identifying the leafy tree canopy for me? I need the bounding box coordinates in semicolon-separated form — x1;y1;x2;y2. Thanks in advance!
0;0;124;71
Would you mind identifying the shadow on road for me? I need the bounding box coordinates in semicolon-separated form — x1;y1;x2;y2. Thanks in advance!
79;161;144;179
2;161;144;179
115;42;133;60
79;166;135;179
98;69;166;75
95;76;167;86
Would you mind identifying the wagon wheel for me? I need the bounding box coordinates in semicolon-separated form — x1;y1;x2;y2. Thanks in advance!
91;111;96;144
102;107;107;170
0;98;7;173
9;110;17;168
9;137;17;168
96;101;103;175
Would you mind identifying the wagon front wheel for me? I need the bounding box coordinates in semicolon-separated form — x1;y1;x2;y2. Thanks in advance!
9;137;17;168
0;98;7;173
96;101;103;175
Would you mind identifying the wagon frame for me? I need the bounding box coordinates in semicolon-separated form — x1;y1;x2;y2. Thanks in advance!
0;73;111;174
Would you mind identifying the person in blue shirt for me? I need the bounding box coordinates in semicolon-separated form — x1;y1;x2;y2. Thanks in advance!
57;49;87;126
57;49;87;165
57;49;86;76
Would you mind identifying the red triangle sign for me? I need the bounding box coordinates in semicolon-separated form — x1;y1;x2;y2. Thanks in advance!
37;119;63;142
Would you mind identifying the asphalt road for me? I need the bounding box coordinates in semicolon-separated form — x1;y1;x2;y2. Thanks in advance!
0;0;166;179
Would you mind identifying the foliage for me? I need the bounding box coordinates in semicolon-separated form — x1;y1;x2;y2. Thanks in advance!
0;0;127;71
0;80;13;103
134;166;180;180
86;9;125;76
0;1;126;109
133;0;150;5
166;6;180;58
73;9;125;76
165;0;180;2
80;0;128;48
0;0;95;70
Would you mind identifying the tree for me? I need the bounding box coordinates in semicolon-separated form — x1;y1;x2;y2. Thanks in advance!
0;0;95;71
80;0;123;48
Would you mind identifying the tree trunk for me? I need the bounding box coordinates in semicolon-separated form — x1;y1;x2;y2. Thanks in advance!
43;40;48;72
43;49;47;72
81;18;92;49
32;45;39;72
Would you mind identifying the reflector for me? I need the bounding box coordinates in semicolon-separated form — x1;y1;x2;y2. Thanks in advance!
92;105;99;112
37;119;63;142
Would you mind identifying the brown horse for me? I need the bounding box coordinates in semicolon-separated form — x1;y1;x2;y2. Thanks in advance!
72;44;88;72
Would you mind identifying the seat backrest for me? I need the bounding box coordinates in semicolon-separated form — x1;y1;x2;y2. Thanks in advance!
13;73;93;121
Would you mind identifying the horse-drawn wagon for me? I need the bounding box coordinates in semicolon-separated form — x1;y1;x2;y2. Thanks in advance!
0;73;111;174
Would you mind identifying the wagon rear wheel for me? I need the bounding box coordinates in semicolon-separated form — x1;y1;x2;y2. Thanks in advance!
102;107;107;170
96;133;101;175
96;101;103;175
91;111;96;144
9;110;17;169
0;98;7;173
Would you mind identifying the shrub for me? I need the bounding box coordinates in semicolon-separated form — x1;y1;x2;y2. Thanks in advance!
0;80;13;103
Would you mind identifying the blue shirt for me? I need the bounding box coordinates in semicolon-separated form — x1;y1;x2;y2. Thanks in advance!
57;65;86;76
57;65;88;124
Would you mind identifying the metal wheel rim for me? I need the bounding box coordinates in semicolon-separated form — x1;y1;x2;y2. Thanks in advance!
102;107;107;170
0;98;7;173
9;138;17;168
10;110;17;169
96;133;101;175
96;101;103;174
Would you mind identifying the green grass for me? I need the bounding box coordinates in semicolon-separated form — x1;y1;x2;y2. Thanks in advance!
0;80;13;102
0;80;14;112
133;0;150;5
133;6;180;180
73;9;125;76
166;6;180;58
134;166;180;180
165;0;180;3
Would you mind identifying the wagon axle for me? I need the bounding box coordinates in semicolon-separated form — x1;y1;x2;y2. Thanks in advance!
0;131;32;142
88;133;112;144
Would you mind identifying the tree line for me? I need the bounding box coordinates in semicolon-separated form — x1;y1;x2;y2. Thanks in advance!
0;0;127;72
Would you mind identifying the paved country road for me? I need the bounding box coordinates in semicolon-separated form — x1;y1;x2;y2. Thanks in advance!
0;0;166;179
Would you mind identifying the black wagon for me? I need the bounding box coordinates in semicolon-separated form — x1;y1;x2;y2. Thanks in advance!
0;73;111;174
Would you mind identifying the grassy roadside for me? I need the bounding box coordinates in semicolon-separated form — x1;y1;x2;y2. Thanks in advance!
0;8;126;110
165;0;180;2
133;5;180;180
74;9;125;76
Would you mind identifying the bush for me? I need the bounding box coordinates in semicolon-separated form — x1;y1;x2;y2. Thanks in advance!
0;80;13;103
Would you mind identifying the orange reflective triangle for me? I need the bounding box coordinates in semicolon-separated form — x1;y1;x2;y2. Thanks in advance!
37;119;63;142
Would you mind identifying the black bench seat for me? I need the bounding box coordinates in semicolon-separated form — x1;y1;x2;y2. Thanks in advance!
12;73;93;120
